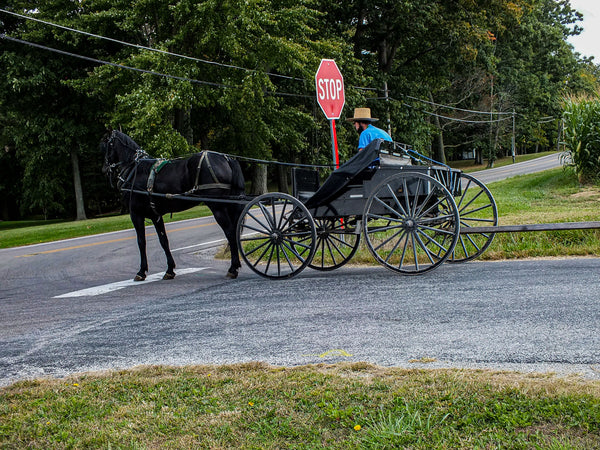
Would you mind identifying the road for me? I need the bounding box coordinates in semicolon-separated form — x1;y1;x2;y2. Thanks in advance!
3;152;599;386
470;152;562;183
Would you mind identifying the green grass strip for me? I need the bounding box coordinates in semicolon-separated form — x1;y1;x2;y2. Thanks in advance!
1;363;599;448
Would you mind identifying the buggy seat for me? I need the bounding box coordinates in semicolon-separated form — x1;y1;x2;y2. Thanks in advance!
299;139;408;209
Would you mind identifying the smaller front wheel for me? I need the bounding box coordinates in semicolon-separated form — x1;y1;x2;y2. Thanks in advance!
237;193;316;279
308;217;361;271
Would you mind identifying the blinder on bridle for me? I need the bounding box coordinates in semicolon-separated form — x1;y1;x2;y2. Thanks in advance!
102;130;150;189
102;131;121;187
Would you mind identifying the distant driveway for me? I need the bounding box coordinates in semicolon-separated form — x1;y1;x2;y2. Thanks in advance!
471;153;562;184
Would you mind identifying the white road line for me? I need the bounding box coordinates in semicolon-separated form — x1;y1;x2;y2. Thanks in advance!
172;232;259;252
172;238;226;252
53;267;208;298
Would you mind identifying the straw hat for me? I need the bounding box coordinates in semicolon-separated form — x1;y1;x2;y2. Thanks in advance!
346;107;379;122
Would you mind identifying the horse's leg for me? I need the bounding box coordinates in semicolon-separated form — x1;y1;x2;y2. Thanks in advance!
131;212;149;281
211;205;242;279
151;215;176;280
227;203;244;276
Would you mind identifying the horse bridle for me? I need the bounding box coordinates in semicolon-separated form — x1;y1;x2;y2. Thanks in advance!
103;132;149;189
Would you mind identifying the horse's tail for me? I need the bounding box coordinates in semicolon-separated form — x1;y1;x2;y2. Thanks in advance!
228;158;245;195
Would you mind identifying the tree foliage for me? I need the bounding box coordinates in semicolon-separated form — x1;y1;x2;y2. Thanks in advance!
0;0;598;220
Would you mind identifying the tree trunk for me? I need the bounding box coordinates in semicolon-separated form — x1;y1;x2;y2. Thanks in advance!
251;164;268;195
429;93;446;164
277;165;288;194
433;129;446;165
475;148;483;165
175;108;193;145
71;149;87;220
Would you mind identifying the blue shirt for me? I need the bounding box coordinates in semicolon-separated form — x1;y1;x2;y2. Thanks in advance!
358;124;392;150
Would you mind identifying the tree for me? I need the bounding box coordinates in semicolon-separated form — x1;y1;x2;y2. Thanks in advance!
0;1;109;219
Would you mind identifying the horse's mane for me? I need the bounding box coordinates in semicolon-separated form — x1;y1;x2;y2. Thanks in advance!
112;130;141;151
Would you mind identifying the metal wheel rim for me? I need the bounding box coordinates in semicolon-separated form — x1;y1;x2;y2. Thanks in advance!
363;172;460;275
447;172;498;263
237;193;316;279
307;217;361;271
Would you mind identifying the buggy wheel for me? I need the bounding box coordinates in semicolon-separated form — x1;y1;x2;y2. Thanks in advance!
363;172;460;275
308;217;361;271
237;193;316;279
447;173;498;263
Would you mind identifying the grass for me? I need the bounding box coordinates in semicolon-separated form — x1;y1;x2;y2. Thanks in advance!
0;205;212;249
481;166;600;260
1;362;599;448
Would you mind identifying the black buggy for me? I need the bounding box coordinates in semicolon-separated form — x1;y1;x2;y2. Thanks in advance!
236;139;498;279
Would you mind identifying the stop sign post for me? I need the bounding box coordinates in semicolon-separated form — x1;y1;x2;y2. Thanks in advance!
315;59;345;168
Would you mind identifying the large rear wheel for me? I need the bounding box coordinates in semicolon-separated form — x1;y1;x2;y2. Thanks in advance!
363;172;460;275
237;193;316;279
447;173;498;263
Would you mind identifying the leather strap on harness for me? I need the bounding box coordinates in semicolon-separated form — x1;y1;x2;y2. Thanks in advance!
147;159;167;215
191;151;231;192
144;152;232;212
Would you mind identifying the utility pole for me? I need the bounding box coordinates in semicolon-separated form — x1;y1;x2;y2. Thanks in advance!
383;80;392;136
511;110;516;163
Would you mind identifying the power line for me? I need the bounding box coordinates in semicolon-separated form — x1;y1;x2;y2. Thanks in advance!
403;94;514;115
0;33;313;99
418;108;514;124
392;98;514;124
0;7;306;82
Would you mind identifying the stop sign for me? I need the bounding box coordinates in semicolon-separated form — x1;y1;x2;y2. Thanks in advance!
315;59;345;120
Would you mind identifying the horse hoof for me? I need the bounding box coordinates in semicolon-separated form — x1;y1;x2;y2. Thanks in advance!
226;271;238;279
163;272;176;280
134;275;146;282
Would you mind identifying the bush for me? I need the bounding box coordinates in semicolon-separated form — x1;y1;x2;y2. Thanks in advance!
562;95;600;183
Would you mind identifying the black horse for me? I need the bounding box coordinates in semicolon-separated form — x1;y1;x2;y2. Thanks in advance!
101;130;246;280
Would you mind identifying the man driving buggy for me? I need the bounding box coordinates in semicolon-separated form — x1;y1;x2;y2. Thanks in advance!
347;107;393;151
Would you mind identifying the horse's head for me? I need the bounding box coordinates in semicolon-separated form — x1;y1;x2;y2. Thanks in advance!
101;130;145;177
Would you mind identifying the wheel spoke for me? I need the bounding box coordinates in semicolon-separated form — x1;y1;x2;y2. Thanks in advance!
255;242;275;271
385;183;409;217
458;188;485;213
258;202;276;230
416;228;450;254
459;202;492;217
280;241;300;272
276;198;289;229
240;223;271;236
246;210;272;234
410;232;419;271
457;179;473;209
383;230;407;264
243;237;271;256
414;230;437;265
373;194;405;218
366;220;404;235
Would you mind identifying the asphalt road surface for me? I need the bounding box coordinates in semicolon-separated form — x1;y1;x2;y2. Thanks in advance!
2;152;599;386
470;153;562;184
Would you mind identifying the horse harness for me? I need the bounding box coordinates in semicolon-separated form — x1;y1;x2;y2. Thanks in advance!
145;151;234;214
